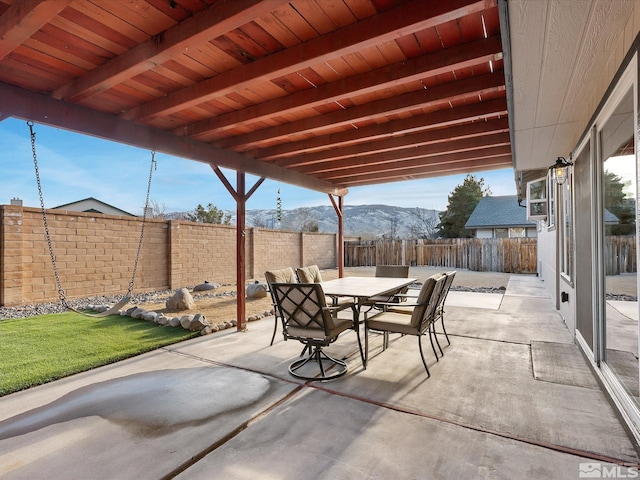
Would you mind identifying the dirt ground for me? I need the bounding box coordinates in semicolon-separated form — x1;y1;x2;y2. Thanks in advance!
134;266;517;327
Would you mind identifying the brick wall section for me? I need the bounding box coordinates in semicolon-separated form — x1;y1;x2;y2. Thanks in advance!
0;207;337;306
169;221;237;288
302;232;336;269
13;207;170;304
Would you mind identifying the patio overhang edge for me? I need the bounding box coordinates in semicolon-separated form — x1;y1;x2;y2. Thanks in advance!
0;83;348;197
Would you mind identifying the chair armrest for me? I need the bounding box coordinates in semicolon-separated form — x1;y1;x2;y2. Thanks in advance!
324;301;355;314
393;293;418;298
373;301;423;309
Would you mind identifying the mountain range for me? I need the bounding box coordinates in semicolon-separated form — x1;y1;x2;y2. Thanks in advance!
224;205;441;239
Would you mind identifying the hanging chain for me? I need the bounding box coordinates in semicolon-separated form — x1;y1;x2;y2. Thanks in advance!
128;151;156;297
28;121;70;308
28;119;157;304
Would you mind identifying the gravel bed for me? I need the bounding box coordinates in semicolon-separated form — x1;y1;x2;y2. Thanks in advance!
0;287;237;320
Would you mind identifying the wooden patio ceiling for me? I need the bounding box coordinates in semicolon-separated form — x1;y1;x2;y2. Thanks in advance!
0;0;510;197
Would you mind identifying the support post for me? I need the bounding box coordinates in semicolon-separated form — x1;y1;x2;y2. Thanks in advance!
211;166;265;332
329;194;345;278
236;172;246;331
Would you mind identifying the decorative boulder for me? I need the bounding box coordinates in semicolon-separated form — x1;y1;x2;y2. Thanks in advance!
130;307;146;319
166;288;195;311
246;281;268;299
193;280;219;292
168;317;181;327
188;313;209;331
180;315;195;329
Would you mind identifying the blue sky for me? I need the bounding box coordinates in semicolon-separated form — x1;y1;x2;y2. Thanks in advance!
0;118;517;215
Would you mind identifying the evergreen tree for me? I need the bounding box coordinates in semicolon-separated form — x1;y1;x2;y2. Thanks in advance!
186;203;232;224
438;174;490;238
604;170;635;235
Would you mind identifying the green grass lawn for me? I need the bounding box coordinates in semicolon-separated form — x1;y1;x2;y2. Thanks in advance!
0;313;199;396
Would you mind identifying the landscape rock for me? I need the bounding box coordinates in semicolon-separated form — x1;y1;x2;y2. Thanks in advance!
156;315;169;325
166;288;195;311
168;317;181;327
246;281;268;299
188;313;208;331
193;281;219;292
142;311;157;322
130;307;146;319
180;315;195;329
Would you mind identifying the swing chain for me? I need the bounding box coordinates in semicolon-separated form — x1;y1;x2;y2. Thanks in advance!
28;119;156;305
128;151;156;297
28;121;70;308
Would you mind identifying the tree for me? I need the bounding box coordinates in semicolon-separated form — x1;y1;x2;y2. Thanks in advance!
409;207;439;239
438;174;491;238
604;170;636;235
186;203;232;224
148;199;168;219
281;208;319;232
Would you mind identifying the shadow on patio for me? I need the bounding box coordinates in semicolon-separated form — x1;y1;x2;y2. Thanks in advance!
0;273;638;479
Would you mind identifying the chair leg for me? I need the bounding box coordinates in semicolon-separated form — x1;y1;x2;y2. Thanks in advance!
289;346;348;381
355;324;365;368
441;313;451;346
417;335;431;378
427;325;439;361
270;315;278;346
432;322;444;357
364;324;369;368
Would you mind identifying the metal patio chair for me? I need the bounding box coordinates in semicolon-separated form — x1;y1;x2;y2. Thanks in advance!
364;274;447;377
271;282;364;381
265;267;298;346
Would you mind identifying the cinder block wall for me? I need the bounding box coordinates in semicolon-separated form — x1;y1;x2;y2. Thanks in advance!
0;206;337;306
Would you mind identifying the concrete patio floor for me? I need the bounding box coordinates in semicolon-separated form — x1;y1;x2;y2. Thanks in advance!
1;274;639;479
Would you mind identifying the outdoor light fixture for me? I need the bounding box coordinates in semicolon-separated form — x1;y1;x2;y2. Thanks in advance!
549;157;573;185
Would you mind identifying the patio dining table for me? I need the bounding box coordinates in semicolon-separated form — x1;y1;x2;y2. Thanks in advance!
321;276;417;321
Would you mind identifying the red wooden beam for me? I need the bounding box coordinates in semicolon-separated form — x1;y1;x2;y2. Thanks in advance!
123;0;492;121
0;0;72;60
179;35;503;139
275;119;510;168
53;0;289;102
247;98;508;160
298;132;511;175
217;72;506;150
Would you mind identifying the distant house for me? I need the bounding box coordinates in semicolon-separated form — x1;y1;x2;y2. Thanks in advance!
465;195;537;239
53;197;135;217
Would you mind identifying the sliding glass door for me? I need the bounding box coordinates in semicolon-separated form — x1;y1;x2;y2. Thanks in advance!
599;83;639;407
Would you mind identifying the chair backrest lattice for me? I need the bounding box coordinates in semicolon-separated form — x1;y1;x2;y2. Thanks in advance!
272;283;335;335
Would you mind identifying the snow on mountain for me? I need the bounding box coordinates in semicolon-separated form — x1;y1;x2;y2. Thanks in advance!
225;204;440;238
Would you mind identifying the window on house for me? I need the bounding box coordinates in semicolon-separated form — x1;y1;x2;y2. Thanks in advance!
510;227;526;238
526;177;547;220
559;172;573;280
547;175;555;228
494;228;508;238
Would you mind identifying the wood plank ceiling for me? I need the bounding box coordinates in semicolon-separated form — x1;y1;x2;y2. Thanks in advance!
0;0;510;197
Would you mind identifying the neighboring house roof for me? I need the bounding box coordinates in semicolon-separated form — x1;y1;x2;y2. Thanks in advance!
53;197;135;217
465;195;536;229
604;208;619;225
